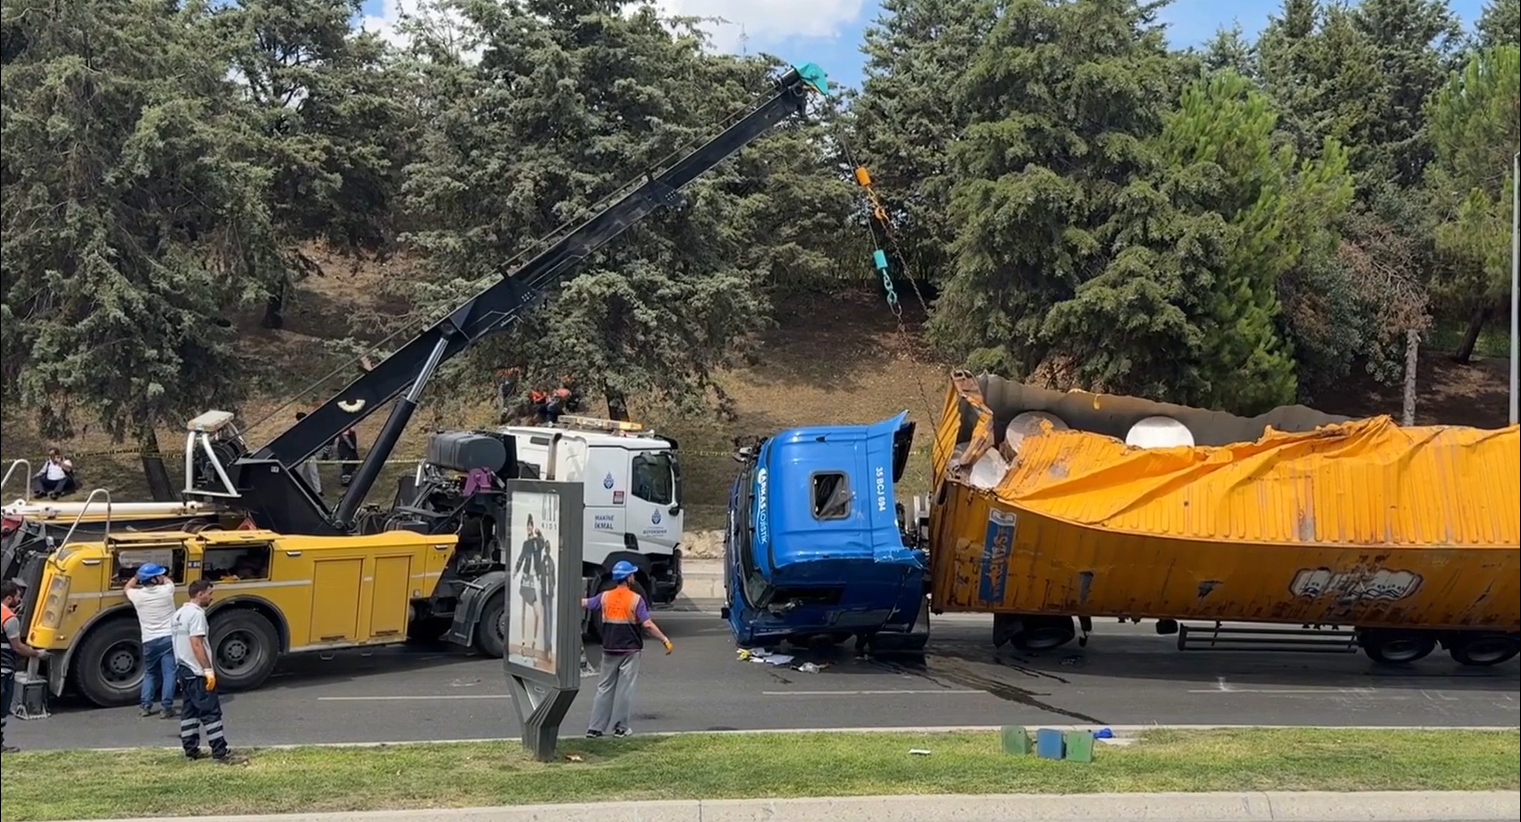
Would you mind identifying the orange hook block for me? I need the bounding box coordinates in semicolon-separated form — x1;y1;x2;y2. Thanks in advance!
854;166;872;188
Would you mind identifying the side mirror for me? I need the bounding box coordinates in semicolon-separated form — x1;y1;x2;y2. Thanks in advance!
668;504;682;516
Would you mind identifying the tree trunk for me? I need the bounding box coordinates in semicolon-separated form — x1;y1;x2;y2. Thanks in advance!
1450;305;1493;364
137;424;177;502
1402;328;1420;426
604;386;630;422
261;278;287;330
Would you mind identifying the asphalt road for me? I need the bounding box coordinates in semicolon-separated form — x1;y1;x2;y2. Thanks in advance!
7;613;1518;750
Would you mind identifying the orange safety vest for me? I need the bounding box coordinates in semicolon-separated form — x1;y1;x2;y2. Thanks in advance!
599;586;645;653
0;602;17;671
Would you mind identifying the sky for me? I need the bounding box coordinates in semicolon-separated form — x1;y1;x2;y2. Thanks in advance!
357;0;1491;90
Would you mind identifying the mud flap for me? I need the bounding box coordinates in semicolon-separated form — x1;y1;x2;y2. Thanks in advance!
446;571;507;648
872;601;931;653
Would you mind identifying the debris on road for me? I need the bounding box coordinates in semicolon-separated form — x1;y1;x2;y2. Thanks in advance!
737;648;826;673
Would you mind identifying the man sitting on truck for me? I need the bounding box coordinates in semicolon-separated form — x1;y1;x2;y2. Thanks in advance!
580;561;673;739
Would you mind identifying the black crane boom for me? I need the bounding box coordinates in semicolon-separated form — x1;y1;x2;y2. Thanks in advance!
205;63;829;534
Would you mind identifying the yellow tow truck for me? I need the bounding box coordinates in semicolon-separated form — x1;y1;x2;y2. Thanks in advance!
27;524;465;707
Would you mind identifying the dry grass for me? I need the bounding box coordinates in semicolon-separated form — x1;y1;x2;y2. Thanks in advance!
2;249;1511;531
1;728;1516;821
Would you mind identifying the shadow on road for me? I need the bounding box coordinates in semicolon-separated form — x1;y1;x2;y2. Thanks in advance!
738;626;1520;698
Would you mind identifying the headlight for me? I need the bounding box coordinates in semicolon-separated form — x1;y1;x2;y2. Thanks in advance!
39;574;69;630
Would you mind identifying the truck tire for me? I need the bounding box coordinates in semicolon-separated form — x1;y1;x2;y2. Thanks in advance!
1448;633;1520;667
407;616;452;643
74;617;144;708
1358;629;1436;665
475;592;507;658
582;575;606;644
209;609;280;692
1011;616;1077;652
584;606;603;644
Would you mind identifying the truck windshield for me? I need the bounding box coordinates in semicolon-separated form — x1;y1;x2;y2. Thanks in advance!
734;463;773;607
631;450;677;506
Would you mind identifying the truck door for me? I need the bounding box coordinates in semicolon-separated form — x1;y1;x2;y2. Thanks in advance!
626;449;679;555
368;554;413;640
583;446;627;566
309;558;363;644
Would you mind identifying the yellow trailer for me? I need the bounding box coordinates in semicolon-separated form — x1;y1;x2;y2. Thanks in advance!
928;372;1521;666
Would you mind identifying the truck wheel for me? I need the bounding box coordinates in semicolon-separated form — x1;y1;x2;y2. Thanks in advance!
210;609;280;692
1011;616;1076;652
581;575;608;643
74;617;144;708
1448;633;1520;667
1358;629;1436;665
475;592;507;658
407;616;452;643
583;606;603;644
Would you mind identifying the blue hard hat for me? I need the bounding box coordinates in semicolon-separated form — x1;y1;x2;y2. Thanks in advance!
611;561;638;581
136;564;167;582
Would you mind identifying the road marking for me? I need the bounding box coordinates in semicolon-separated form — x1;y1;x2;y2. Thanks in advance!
1190;676;1378;695
761;689;984;696
317;694;511;702
1187;687;1379;695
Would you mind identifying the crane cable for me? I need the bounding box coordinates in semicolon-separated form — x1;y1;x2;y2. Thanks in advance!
839;143;942;431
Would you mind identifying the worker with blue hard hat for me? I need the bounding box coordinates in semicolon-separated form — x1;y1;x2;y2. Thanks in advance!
125;562;179;718
580;560;672;739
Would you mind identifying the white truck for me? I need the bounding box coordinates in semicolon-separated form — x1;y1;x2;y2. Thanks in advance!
501;414;685;619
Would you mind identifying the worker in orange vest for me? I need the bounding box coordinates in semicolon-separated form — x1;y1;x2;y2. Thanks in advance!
581;561;672;739
2;579;50;753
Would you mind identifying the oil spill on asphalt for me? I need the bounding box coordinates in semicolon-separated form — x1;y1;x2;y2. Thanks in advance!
869;651;1106;725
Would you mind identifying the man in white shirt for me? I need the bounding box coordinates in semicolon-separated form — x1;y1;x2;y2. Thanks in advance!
124;563;178;718
31;447;78;499
171;580;243;764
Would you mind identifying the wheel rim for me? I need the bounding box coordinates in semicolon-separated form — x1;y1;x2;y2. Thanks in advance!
100;639;142;686
494;608;507;642
1460;638;1514;665
217;629;262;675
1378;638;1429;663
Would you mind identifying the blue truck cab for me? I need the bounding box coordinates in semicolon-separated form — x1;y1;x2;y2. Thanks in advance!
721;412;931;652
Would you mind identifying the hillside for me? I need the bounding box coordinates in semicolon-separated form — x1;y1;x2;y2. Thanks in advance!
1;258;1513;532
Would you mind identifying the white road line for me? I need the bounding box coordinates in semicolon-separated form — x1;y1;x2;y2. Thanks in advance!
317;694;511;702
761;689;984;696
1186;688;1379;695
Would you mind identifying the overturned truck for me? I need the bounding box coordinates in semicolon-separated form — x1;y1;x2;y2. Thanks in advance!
722;370;1521;667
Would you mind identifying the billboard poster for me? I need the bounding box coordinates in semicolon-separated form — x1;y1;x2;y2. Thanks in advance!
508;489;561;675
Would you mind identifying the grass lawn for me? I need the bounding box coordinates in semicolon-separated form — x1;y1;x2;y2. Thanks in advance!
1;729;1517;821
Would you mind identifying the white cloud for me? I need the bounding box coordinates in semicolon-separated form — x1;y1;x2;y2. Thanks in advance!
360;0;867;54
648;0;866;52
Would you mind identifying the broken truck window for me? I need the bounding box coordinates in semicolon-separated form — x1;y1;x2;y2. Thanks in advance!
811;472;851;520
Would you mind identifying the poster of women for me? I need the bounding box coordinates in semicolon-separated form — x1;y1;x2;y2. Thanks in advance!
508;490;561;675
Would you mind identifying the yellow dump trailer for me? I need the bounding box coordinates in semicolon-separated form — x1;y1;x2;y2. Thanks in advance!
928;371;1521;666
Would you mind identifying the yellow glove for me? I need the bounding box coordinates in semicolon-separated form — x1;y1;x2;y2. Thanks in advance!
662;639;673;655
204;671;218;692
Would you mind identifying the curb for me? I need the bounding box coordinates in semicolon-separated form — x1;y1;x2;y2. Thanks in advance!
51;791;1521;822
50;724;1521;754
